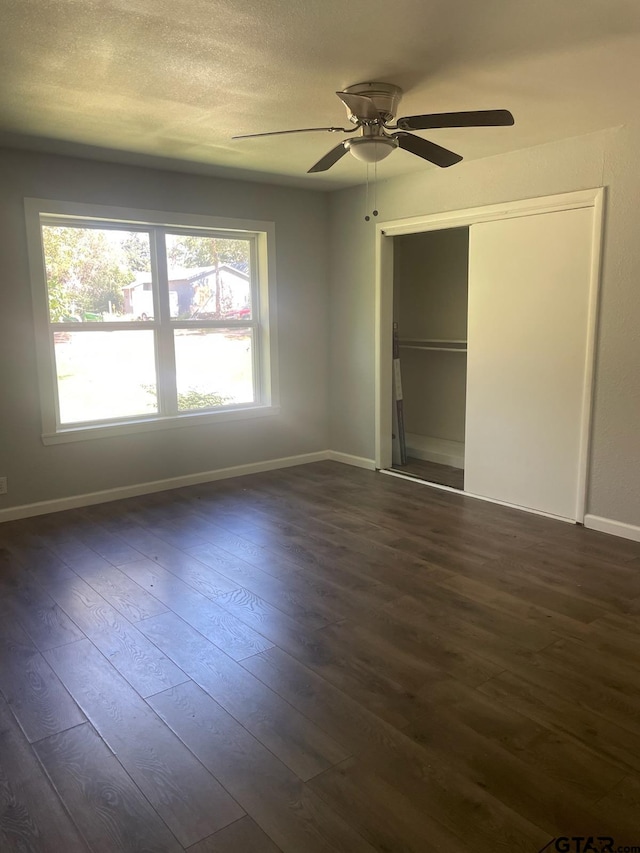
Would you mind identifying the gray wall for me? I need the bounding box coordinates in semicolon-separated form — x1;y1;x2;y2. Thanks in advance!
2;125;639;530
329;126;640;528
395;229;469;341
0;148;329;509
395;229;468;443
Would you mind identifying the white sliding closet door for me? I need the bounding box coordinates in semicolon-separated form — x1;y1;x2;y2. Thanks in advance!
465;207;594;520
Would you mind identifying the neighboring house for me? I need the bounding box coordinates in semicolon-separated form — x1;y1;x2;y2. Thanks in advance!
191;263;250;319
122;264;250;319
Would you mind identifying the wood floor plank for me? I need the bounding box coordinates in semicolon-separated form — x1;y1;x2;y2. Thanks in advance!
1;582;85;651
0;694;89;852
196;510;404;599
138;611;349;780
186;541;334;630
241;645;412;758
118;557;275;660
242;615;416;729
436;554;609;623
498;547;640;614
0;620;85;743
120;501;215;552
592;776;640;845
517;648;640;739
413;677;626;803
149;681;377;853
310;757;472;853
269;485;534;573
242;647;460;764
62;551;169;623
185;524;392;616
434;570;593;641
210;585;332;659
44;638;244;847
117;530;333;636
543;636;640;700
310;746;549;853
41;569;187;698
187;816;282;853
378;594;543;678
64;510;143;565
402;699;621;839
478;669;640;775
166;508;398;612
196;491;450;581
35;722;183;852
322;611;503;690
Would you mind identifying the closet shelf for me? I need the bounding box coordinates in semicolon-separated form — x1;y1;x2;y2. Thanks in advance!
399;338;467;353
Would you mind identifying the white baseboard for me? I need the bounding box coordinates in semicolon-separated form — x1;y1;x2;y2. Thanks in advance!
405;433;464;469
5;451;636;544
0;451;329;523
584;514;640;543
325;451;377;470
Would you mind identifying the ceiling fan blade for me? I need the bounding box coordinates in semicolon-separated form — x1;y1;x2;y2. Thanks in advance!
308;142;350;173
336;91;379;121
395;132;463;168
232;126;353;140
397;109;514;131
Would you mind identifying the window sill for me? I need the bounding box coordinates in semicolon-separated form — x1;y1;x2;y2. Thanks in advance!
41;404;280;445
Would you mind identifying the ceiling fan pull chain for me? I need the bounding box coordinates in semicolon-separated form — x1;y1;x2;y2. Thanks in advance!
364;163;380;221
365;164;371;221
373;160;379;218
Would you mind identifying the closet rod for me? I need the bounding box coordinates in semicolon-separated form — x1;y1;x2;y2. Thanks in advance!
398;338;467;344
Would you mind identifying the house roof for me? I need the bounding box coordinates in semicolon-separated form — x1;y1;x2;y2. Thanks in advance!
1;1;639;189
123;265;249;290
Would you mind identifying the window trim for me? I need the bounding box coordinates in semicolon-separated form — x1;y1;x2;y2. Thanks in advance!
25;199;279;445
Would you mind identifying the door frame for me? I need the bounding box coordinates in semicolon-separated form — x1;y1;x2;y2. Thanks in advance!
374;187;605;522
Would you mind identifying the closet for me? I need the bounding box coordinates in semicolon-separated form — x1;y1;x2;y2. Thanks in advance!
392;227;469;490
379;190;602;523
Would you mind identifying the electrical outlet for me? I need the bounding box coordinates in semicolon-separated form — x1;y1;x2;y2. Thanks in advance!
0;477;7;495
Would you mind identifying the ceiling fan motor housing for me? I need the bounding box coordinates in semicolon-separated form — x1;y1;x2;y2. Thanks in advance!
342;82;403;123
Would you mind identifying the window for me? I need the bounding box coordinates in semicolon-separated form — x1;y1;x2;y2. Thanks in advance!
25;200;277;444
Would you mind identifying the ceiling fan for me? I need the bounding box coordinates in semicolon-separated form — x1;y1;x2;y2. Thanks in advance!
233;82;514;173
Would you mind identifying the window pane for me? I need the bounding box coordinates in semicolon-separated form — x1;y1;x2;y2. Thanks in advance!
165;234;252;321
42;226;153;322
174;328;254;411
54;330;158;424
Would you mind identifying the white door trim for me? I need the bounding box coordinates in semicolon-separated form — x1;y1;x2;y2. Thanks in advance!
374;187;604;522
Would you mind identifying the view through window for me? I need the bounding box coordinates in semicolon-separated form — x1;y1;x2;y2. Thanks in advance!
39;220;262;429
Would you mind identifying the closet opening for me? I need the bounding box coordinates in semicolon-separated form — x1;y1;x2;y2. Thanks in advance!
376;189;603;522
389;226;469;491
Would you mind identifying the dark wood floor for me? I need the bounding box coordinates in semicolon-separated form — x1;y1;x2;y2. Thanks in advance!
391;457;465;490
2;461;640;852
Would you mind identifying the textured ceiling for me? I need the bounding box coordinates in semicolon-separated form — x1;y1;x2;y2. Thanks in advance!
1;0;640;189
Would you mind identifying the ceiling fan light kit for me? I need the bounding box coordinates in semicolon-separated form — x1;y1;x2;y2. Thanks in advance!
347;136;398;163
232;82;514;174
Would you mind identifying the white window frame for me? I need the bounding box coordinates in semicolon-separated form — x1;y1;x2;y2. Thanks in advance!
25;199;279;445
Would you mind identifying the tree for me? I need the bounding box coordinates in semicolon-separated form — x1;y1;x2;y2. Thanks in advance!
166;235;248;269
122;232;151;272
42;226;135;320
